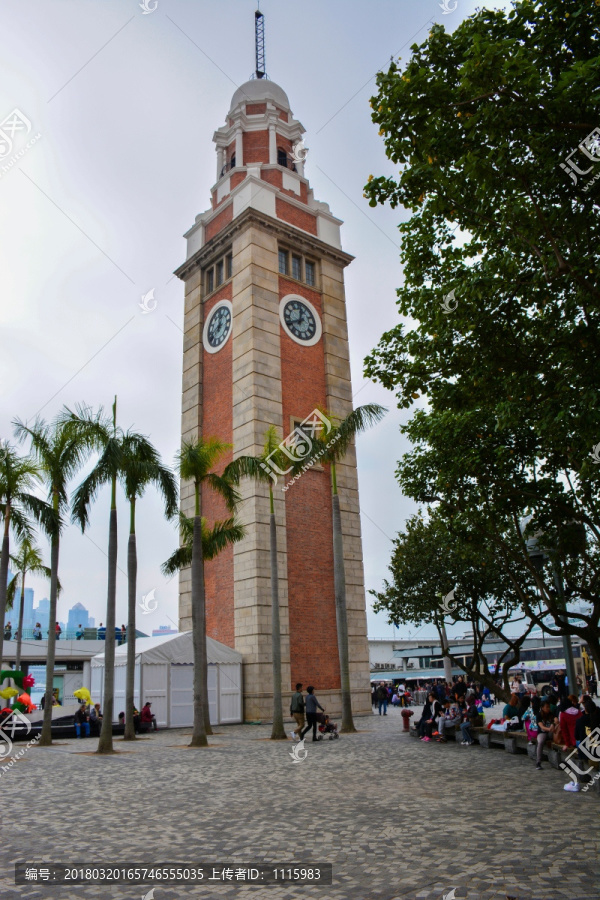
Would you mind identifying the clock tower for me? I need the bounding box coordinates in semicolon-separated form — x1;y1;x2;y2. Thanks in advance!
175;12;371;720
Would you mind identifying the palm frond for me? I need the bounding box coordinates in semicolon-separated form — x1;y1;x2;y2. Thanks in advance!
176;437;232;482
161;545;193;577
202;517;246;560
205;472;241;512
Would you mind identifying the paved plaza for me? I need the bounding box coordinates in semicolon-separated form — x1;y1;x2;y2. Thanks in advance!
0;705;598;900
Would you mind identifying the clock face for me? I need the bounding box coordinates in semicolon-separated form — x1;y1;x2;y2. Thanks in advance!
280;296;321;346
203;301;233;353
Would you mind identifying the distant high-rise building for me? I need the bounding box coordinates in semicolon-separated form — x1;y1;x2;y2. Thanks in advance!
67;602;91;631
35;597;50;631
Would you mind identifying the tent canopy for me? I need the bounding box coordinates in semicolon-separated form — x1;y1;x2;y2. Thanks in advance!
91;632;242;667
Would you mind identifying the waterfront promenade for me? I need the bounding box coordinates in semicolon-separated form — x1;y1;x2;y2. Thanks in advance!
0;706;598;900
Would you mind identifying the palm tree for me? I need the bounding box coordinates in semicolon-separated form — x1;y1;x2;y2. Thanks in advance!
61;399;141;755
162;513;245;738
174;438;241;747
13;418;88;745
0;441;53;673
6;538;52;669
290;404;386;733
119;434;178;740
227;427;288;739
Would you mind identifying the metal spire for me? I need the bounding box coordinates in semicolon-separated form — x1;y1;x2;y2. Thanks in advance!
254;6;266;79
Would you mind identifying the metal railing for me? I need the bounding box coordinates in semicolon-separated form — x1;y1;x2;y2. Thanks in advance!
3;627;131;643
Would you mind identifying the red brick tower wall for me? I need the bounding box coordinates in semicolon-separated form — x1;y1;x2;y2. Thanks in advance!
279;276;340;691
201;283;235;648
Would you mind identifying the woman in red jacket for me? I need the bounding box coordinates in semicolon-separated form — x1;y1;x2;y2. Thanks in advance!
141;702;158;731
559;694;582;749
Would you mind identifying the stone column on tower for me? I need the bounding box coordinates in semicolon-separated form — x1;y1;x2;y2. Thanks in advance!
175;76;371;721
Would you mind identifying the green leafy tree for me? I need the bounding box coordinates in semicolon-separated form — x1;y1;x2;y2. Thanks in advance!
371;511;538;700
0;441;55;694
363;0;600;670
6;538;52;670
119;435;178;741
173;438;241;747
289;404;386;732
13;418;87;745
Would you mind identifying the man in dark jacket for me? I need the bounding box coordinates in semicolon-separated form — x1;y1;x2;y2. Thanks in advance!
300;686;324;742
376;682;389;716
289;683;305;742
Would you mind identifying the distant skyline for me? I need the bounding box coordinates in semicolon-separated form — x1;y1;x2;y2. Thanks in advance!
1;0;511;642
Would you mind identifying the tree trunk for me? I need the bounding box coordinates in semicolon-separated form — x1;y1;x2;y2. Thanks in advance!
124;520;137;741
15;570;26;671
98;504;117;754
0;513;11;669
190;513;208;747
39;536;60;746
270;511;285;739
331;489;356;733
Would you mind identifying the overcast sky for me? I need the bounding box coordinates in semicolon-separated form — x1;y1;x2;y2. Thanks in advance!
1;0;511;641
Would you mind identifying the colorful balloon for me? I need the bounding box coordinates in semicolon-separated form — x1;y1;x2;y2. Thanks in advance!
73;688;92;705
0;687;19;700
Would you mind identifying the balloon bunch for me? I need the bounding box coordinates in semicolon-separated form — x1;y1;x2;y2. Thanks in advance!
73;687;92;705
0;670;36;713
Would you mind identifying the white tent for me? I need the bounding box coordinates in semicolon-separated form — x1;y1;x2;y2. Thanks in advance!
90;632;243;727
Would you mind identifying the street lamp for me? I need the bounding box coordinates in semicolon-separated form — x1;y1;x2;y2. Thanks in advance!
520;517;584;696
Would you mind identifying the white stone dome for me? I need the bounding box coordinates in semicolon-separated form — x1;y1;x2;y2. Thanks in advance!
229;79;290;113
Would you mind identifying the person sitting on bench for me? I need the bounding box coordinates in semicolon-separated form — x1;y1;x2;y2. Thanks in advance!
141;702;158;731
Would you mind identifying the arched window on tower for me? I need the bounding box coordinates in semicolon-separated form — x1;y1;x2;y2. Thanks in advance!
230;153;236;169
277;147;288;168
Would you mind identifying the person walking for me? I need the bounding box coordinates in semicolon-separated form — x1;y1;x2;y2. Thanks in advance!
376;682;388;716
55;621;62;641
33;622;42;640
300;686;324;742
97;623;106;640
289;683;305;742
4;622;12;641
75;624;84;640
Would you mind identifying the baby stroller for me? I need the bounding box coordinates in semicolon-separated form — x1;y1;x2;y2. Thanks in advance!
316;713;339;740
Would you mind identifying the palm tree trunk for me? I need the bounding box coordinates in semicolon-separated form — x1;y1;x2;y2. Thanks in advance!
270;509;285;739
15;570;26;670
39;535;59;746
190;512;208;747
124;502;137;741
98;502;117;754
331;484;356;733
0;510;11;668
